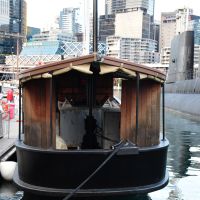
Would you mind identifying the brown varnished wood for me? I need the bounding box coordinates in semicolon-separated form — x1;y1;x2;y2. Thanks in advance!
23;79;56;148
120;79;161;147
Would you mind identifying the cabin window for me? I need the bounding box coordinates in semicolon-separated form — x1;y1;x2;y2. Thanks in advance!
55;73;121;150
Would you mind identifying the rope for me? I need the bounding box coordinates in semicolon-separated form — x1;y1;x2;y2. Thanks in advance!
95;125;118;143
62;140;126;200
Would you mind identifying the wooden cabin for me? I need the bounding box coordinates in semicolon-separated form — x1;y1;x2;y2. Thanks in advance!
19;54;165;150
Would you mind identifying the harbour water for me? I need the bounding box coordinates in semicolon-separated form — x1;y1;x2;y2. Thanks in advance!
0;110;200;200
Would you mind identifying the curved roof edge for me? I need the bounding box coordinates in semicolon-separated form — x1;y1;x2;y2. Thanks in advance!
18;54;166;82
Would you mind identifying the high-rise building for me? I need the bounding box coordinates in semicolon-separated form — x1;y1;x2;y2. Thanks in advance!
160;8;200;66
188;16;200;45
188;16;200;66
160;11;177;65
150;21;160;50
59;8;81;35
99;14;115;42
106;36;159;64
176;8;193;35
0;0;10;32
0;0;10;60
115;9;151;39
105;0;112;15
0;0;27;63
111;0;154;17
101;0;158;64
100;0;155;41
160;12;176;52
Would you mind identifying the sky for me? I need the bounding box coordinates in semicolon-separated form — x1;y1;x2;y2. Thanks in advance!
25;0;200;29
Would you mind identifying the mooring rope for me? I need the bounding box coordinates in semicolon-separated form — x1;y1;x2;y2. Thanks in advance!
62;140;126;200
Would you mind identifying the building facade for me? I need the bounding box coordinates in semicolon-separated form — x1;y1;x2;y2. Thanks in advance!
106;36;159;64
160;8;200;66
99;14;115;42
59;8;81;35
0;0;10;32
100;0;156;41
105;0;112;15
111;0;154;16
0;0;27;63
114;9;151;39
159;11;176;52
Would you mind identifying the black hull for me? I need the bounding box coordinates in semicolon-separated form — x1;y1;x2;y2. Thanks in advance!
14;140;169;198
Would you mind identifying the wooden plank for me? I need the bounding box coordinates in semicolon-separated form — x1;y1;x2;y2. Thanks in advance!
23;79;56;148
120;80;127;140
23;80;42;147
120;79;161;147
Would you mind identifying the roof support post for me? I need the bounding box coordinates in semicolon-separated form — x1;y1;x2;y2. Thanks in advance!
162;83;165;140
136;72;140;144
49;75;53;148
18;84;22;141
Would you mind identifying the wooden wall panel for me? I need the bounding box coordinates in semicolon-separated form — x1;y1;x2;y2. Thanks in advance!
120;79;161;147
23;79;56;148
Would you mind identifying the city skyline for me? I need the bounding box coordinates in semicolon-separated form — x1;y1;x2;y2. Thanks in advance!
25;0;200;29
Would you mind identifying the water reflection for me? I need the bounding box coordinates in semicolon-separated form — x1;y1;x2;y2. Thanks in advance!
150;110;200;200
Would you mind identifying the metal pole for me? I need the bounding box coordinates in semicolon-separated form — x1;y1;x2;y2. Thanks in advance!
93;0;98;53
162;83;165;140
18;84;22;141
136;73;140;144
50;76;53;148
89;77;93;117
16;34;19;78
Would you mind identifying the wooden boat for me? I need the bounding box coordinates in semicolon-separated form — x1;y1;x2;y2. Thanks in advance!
13;53;169;199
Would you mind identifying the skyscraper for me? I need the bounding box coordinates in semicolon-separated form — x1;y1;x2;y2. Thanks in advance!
111;0;155;17
100;0;155;42
0;0;10;32
102;0;158;63
160;8;200;65
59;8;81;35
0;0;27;63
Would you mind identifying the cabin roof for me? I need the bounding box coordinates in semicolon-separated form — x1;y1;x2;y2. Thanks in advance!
18;54;166;83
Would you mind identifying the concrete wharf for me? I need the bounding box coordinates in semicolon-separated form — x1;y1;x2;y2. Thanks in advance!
0;138;16;161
